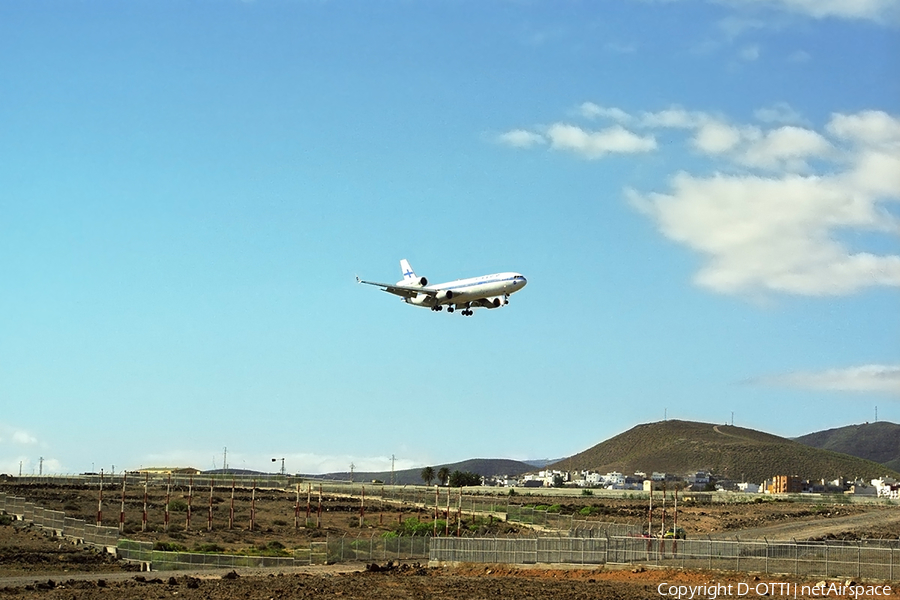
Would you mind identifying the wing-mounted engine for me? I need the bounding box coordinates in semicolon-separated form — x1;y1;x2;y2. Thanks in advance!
407;292;435;307
435;290;454;304
481;294;509;309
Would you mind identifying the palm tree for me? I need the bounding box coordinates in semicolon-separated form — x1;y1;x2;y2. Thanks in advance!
437;467;450;487
420;466;435;486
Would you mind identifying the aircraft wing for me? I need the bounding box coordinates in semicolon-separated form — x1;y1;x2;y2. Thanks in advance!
356;277;439;299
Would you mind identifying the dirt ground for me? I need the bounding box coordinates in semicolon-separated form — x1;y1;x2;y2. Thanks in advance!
3;481;898;553
2;521;899;600
2;483;899;599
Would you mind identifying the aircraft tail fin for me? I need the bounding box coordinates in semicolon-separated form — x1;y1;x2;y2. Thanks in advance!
398;259;427;287
400;259;417;281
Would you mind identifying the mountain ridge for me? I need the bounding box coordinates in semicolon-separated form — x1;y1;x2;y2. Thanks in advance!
795;421;900;472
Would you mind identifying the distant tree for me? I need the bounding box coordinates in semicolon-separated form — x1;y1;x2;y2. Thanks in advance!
449;470;481;487
420;466;435;486
552;474;565;488
437;467;451;486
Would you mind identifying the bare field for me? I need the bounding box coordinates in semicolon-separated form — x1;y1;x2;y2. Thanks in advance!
3;482;899;553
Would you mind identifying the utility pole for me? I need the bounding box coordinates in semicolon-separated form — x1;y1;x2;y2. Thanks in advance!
39;457;43;476
349;463;355;483
390;454;396;486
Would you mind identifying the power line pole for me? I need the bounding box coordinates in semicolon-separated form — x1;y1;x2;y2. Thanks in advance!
390;455;396;486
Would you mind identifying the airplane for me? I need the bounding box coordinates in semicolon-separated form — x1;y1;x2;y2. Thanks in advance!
357;259;527;316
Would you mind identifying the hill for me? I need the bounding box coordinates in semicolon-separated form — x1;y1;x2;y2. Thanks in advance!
795;422;900;472
550;420;898;484
317;458;533;485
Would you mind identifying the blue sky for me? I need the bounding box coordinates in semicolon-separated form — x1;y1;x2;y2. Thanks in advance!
1;0;898;476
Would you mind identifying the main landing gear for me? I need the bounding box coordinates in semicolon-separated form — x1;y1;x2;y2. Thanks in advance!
441;304;472;316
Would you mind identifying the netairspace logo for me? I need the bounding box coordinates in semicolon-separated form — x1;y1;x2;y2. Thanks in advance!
657;582;893;599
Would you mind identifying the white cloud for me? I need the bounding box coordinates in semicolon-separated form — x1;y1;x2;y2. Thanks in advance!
12;431;37;445
0;424;38;446
739;125;833;170
579;102;633;123
787;49;811;63
693;120;744;153
741;0;900;22
664;0;900;23
828;110;900;147
750;364;900;396
641;108;709;129
546;124;657;158
497;129;546;149
739;44;761;60
500;105;900;297
629;166;900;295
754;102;804;124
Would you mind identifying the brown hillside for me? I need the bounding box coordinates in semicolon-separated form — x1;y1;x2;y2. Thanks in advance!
551;420;899;483
795;421;900;469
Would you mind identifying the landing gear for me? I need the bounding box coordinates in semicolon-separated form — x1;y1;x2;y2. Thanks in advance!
430;305;443;312
447;306;454;313
461;309;473;316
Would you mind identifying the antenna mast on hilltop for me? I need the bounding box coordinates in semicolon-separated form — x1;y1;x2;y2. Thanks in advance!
875;406;878;422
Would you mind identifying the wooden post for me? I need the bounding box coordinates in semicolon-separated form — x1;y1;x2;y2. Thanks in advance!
142;473;148;532
229;477;235;530
119;473;126;533
445;486;450;536
456;490;461;537
294;482;302;529
250;480;256;531
186;474;193;531
208;478;214;532
433;485;439;536
164;473;170;532
359;486;365;527
97;470;103;526
673;486;678;554
317;484;322;528
648;484;653;555
306;483;311;524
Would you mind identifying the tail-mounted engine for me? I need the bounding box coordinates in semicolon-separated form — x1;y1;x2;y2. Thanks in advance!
397;276;428;287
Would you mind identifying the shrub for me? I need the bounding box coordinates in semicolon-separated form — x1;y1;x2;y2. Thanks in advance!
581;489;593;496
153;541;187;552
393;517;437;537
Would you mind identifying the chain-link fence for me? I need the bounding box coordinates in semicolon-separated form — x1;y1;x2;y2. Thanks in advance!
431;535;900;580
115;534;431;570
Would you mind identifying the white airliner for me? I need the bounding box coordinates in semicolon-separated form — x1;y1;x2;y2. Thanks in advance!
357;259;527;316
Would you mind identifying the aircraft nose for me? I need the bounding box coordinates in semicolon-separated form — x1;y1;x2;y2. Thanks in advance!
518;275;527;287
